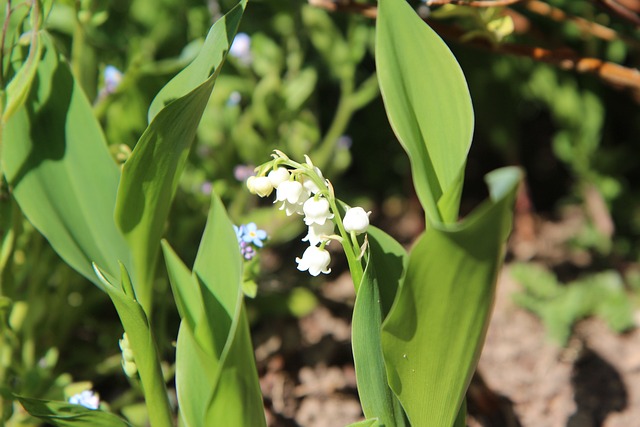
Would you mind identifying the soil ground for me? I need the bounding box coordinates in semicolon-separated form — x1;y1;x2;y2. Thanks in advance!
253;207;640;427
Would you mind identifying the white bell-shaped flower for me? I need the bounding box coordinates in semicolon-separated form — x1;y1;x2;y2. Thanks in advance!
301;166;325;195
343;207;371;235
247;176;273;197
275;180;309;215
303;197;334;225
268;167;290;188
302;221;335;246
296;246;332;276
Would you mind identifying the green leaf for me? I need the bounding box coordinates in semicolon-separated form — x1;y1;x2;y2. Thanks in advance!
381;167;521;427
16;396;133;427
114;0;247;314
93;264;173;427
3;29;42;122
376;0;474;224
2;34;130;288
347;419;382;427
161;241;202;332
164;192;266;426
352;226;408;426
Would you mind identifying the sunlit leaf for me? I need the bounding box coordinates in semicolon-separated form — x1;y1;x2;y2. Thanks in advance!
165;192;265;426
2;35;130;288
381;167;521;427
114;0;247;314
376;0;474;224
352;227;408;426
347;419;382;427
92;264;172;427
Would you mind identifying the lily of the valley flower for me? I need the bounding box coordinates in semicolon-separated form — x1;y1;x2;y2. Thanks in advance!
303;197;333;225
275;180;309;215
296;246;332;276
69;390;100;410
343;207;371;235
302;221;335;246
300;166;324;195
246;176;273;197
268;167;290;188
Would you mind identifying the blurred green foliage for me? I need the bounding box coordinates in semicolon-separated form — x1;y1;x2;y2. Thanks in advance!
511;263;635;345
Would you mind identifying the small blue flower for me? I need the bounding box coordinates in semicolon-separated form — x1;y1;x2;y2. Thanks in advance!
234;224;246;242
242;223;268;248
69;390;100;410
104;65;123;94
227;91;242;107
229;33;251;64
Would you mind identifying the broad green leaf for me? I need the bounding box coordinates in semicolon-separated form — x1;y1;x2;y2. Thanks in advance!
114;0;247;314
347;419;382;427
352;227;408;426
93;264;172;427
16;396;133;427
453;402;467;427
376;0;474;224
2;35;130;288
161;240;202;331
381;167;521;427
165;192;265;427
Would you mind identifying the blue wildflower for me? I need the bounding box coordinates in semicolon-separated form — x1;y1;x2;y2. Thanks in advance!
229;33;251;64
234;224;246;242
242;222;268;248
104;65;123;94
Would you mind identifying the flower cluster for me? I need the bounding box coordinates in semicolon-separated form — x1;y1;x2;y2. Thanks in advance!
69;390;100;410
247;152;370;276
234;223;267;260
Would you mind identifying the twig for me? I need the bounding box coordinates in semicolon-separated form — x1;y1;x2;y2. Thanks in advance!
596;0;640;27
426;0;524;6
526;1;619;42
500;43;640;92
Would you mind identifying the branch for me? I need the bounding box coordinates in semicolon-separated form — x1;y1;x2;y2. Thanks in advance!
596;0;640;27
525;1;640;50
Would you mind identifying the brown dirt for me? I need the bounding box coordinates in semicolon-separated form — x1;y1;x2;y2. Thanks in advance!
255;208;640;427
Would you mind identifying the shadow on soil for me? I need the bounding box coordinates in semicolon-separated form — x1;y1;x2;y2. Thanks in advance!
567;347;628;427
